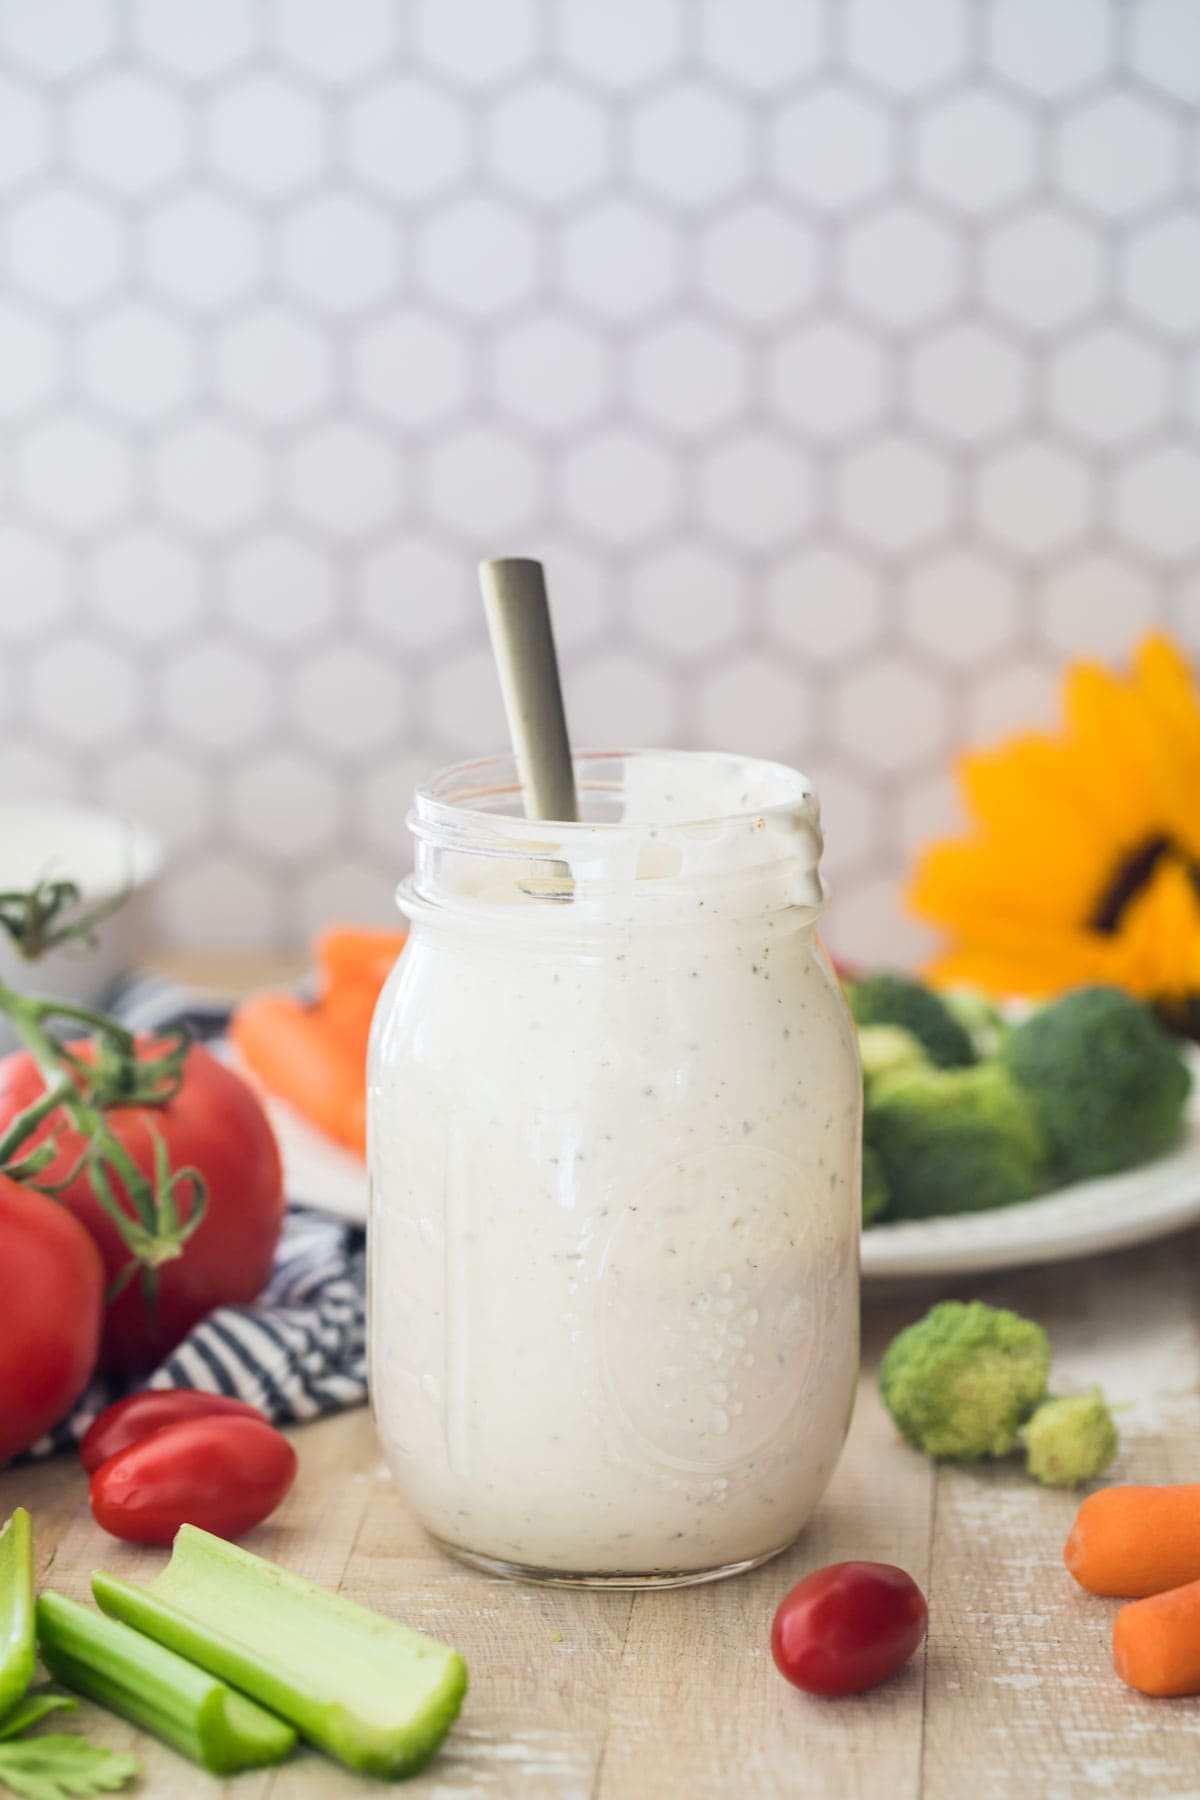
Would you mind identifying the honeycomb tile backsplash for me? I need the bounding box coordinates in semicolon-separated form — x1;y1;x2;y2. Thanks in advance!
1;0;1198;965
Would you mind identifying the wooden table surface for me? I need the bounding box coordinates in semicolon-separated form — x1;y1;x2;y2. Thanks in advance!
8;1227;1200;1799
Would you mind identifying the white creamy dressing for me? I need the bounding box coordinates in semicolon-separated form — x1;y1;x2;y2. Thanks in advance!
368;752;861;1578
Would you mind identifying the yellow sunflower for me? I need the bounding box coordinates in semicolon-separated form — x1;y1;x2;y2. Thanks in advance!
911;634;1200;1027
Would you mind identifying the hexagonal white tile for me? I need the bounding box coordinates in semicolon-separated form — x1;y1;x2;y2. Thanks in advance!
630;83;751;212
630;319;746;436
1123;216;1200;336
914;91;1037;214
561;429;679;545
821;873;941;974
772;87;891;211
10;190;121;307
697;0;822;90
421;197;538;319
161;641;274;750
1128;0;1200;104
426;426;540;538
101;747;212;848
1114;444;1200;558
231;751;340;859
424;643;509;756
568;650;676;747
986;0;1113;96
1047;326;1169;445
287;426;400;539
697;653;805;761
0;79;49;188
699;204;818;326
845;0;968;94
359;541;475;649
280;196;396;315
908;323;1026;444
976;442;1092;557
981;208;1103;332
274;0;393;80
290;644;403;756
968;657;1063;741
490;80;608;205
557;0;679;88
414;0;538;86
842;206;961;330
0;0;110;75
904;554;1022;664
19;418;130;531
697;435;813;551
561;200;680;320
1042;557;1160;656
132;0;255;77
765;551;883;661
832;656;948;774
837;436;953;555
814;768;878;872
67;72;184;194
347;79;469;201
93;531;201;639
215;306;331;424
155;423;267;534
0;303;58;417
629;549;744;659
30;637;138;749
1056;94;1180;219
223;536;337;641
158;854;277;950
492;316;608;434
145;193;260;311
770;322;888;440
354;311;469;429
80;304;194;423
0;529;69;632
209;76;324;196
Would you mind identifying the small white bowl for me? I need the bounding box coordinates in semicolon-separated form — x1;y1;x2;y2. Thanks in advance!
0;804;164;1025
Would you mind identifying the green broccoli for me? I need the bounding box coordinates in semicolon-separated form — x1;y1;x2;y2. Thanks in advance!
847;972;977;1069
861;1143;890;1226
941;988;1010;1060
858;1024;928;1092
1001;985;1192;1183
1023;1388;1119;1489
879;1300;1051;1460
865;1062;1047;1218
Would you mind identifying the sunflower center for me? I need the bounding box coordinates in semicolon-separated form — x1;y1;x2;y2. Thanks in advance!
1090;834;1176;933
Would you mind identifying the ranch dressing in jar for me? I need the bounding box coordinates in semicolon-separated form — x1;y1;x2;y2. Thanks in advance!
368;749;861;1587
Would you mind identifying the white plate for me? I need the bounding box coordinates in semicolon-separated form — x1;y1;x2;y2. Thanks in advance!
231;1047;1200;1278
861;1049;1200;1281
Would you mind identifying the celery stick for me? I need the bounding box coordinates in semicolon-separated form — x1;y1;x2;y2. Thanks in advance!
0;1510;34;1723
37;1593;296;1776
93;1525;467;1779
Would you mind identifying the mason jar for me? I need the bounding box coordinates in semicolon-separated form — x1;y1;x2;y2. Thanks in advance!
367;749;861;1588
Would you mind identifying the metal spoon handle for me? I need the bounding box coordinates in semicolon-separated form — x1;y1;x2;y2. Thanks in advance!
479;558;579;823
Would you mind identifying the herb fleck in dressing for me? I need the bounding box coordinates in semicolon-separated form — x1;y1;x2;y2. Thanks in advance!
368;751;861;1585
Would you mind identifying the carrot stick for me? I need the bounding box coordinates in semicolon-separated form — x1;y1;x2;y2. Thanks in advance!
1064;1485;1200;1597
231;995;366;1156
316;927;407;991
1113;1577;1200;1696
317;984;378;1066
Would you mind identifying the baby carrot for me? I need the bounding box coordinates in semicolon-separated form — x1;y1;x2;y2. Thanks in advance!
316;926;407;991
231;994;367;1156
1113;1577;1200;1696
1064;1485;1200;1597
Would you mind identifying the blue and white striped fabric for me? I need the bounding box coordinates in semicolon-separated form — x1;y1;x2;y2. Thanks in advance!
29;976;367;1459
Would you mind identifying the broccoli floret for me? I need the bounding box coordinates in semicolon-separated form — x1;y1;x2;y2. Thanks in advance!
866;1062;1047;1218
1023;1388;1119;1489
1002;985;1192;1183
847;972;977;1069
862;1142;890;1226
879;1300;1051;1460
941;988;1010;1060
858;1024;928;1091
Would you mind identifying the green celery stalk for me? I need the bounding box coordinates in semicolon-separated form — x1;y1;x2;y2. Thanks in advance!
93;1525;467;1779
37;1593;296;1776
0;1510;34;1723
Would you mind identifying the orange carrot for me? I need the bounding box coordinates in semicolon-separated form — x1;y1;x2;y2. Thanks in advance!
1113;1577;1200;1696
316;926;407;991
318;983;378;1065
231;994;367;1156
1065;1485;1200;1597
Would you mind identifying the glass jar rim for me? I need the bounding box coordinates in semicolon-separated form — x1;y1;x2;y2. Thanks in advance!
409;748;817;852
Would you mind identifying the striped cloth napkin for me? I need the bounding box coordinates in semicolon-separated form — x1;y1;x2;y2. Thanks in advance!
28;975;368;1459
